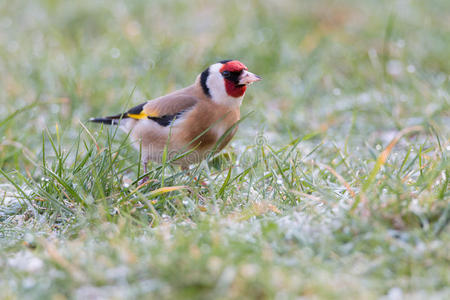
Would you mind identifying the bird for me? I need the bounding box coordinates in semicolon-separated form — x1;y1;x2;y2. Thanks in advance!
89;60;261;183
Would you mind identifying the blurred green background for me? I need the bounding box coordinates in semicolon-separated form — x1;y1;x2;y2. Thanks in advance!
0;0;449;299
1;0;448;168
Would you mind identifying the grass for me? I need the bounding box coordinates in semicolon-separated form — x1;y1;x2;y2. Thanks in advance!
0;0;449;299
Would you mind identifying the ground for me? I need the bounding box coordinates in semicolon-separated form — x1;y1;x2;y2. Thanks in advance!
0;0;449;299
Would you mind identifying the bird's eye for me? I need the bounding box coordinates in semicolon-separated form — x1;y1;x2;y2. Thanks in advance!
222;71;231;78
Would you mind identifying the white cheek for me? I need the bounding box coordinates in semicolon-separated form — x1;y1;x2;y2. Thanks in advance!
207;63;243;107
207;70;227;100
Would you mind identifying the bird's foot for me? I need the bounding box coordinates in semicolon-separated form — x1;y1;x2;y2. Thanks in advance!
138;176;150;186
193;177;208;186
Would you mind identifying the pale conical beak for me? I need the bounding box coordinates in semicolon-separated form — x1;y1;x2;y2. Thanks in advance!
238;70;262;85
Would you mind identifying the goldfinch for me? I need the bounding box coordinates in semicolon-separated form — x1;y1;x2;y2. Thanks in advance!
90;60;261;180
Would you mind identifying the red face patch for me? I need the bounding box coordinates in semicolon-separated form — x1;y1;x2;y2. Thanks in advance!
220;60;248;98
224;80;247;98
220;60;248;73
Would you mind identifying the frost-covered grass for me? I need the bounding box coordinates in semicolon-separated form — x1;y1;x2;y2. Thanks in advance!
0;0;449;299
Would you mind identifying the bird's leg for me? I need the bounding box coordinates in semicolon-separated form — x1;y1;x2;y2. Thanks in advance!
183;164;208;186
181;165;192;177
139;159;149;185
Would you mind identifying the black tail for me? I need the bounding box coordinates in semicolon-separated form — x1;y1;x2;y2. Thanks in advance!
88;117;117;125
89;113;127;125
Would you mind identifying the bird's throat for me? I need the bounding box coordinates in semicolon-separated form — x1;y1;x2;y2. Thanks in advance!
224;80;247;98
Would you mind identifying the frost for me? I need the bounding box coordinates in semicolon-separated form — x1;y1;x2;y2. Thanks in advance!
7;251;44;273
110;48;121;59
406;65;416;73
387;60;403;77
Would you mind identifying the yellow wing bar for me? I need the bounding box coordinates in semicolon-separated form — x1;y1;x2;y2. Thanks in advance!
126;104;159;119
127;111;149;119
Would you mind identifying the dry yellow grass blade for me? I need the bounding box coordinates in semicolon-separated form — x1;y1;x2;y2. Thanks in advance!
352;125;423;212
316;162;357;199
44;240;86;283
148;186;188;198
